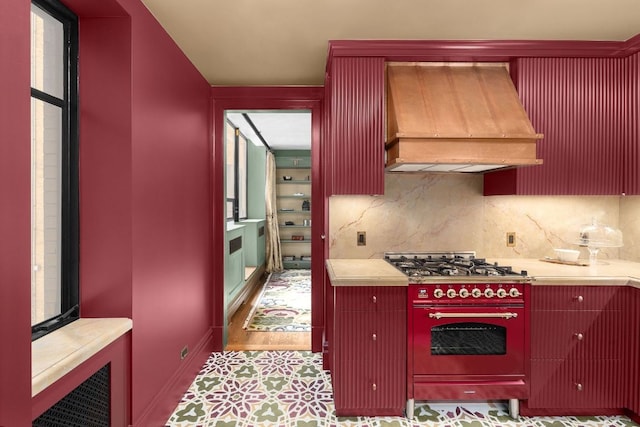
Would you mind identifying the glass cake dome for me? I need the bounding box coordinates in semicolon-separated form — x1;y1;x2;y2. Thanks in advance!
576;219;623;265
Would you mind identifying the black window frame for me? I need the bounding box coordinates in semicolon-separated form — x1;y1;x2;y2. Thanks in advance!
226;119;248;223
31;0;79;341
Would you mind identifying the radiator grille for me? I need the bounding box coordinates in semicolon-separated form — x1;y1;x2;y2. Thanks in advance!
33;364;110;427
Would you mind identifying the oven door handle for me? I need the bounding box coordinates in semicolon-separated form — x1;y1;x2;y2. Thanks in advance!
428;312;519;320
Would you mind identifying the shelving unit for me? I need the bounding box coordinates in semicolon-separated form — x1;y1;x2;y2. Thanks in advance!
275;152;311;269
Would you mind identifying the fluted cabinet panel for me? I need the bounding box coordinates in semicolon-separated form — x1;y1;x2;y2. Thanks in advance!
630;288;640;414
529;285;626;411
332;286;406;416
625;52;640;194
329;57;385;195
529;360;624;409
515;57;627;195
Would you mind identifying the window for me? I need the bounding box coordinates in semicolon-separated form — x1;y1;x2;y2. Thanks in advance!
30;0;79;340
225;119;248;222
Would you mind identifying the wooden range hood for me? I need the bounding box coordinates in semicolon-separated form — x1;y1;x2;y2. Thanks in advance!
386;62;543;173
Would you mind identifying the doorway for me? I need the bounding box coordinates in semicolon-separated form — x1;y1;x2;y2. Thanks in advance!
210;87;324;354
223;110;312;351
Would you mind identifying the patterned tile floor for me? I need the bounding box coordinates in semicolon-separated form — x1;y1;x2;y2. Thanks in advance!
165;351;639;427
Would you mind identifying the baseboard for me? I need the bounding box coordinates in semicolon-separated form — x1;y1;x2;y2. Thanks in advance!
227;264;266;322
131;327;214;427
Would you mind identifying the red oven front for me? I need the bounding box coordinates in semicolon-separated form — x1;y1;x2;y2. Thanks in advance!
412;304;526;377
407;283;529;417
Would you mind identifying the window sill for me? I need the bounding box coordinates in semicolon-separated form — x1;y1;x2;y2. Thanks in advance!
32;317;132;396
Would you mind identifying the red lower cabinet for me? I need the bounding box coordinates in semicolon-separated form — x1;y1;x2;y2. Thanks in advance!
629;287;640;420
527;285;628;415
331;286;406;416
529;359;624;409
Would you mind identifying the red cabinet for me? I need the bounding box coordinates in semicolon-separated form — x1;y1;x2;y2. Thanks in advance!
485;56;631;195
332;286;406;416
528;285;626;411
327;57;385;195
629;287;640;417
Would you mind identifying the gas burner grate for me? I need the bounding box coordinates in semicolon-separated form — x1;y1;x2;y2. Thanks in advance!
385;252;527;278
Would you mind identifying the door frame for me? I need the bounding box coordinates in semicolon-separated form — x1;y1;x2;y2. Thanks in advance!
210;86;325;351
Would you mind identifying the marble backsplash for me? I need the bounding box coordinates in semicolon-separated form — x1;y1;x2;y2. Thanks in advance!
329;173;640;262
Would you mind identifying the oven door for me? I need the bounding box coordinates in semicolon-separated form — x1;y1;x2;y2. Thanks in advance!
412;305;525;376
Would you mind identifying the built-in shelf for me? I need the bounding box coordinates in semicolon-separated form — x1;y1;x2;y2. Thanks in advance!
275;152;311;269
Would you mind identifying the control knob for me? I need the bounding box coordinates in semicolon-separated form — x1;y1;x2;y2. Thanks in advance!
433;288;444;298
484;288;494;298
446;288;457;298
509;288;521;298
471;288;482;298
496;288;507;298
459;288;469;298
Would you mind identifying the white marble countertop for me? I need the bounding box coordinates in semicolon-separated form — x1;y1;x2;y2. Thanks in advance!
488;258;640;287
326;259;408;286
326;258;640;288
32;317;132;396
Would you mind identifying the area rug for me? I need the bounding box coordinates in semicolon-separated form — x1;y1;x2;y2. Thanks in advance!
243;269;311;332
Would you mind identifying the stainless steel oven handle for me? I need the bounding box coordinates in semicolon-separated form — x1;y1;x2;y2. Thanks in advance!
428;312;519;320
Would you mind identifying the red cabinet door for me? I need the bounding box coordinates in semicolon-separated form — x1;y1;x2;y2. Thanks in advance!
529;359;624;409
328;57;385;195
484;57;627;195
628;287;640;415
332;286;406;416
529;285;626;411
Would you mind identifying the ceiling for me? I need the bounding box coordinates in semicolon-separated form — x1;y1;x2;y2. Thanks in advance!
140;0;640;150
226;111;312;150
140;0;640;86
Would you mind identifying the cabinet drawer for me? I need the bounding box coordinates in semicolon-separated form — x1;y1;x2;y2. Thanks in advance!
531;310;623;360
333;357;405;416
529;359;624;409
334;311;406;360
334;286;406;312
531;286;623;311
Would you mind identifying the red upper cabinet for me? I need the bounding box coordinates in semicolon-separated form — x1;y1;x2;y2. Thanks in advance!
327;57;385;195
485;57;630;195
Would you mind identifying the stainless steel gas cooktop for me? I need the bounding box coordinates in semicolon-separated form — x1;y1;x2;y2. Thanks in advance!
384;251;530;283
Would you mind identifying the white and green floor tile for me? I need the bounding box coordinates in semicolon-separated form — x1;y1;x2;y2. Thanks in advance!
165;351;639;427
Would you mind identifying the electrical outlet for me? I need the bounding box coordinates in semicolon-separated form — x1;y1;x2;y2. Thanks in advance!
506;232;516;247
357;231;366;246
180;345;188;360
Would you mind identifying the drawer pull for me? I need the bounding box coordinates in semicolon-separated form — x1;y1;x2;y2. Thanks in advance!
372;295;377;304
574;333;584;341
372;383;377;391
575;383;583;391
575;295;584;303
372;333;377;341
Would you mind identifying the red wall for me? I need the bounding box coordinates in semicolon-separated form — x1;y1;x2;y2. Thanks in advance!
0;0;32;425
1;0;214;424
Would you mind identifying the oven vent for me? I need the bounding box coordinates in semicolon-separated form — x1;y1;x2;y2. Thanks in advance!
33;364;110;427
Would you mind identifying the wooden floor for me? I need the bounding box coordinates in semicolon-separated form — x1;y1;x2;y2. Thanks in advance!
225;269;311;351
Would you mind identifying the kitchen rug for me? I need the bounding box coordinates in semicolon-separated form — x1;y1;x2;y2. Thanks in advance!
243;269;311;332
